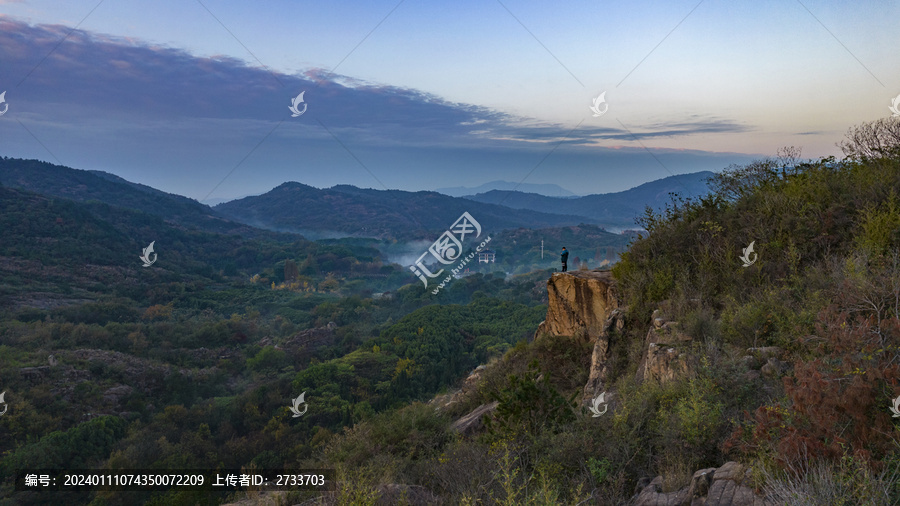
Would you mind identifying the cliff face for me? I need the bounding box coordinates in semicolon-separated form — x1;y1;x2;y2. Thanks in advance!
535;271;621;406
527;272;769;504
537;271;617;339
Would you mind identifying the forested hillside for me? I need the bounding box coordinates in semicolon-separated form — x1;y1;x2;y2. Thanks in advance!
0;158;274;238
306;119;900;505
213;182;596;240
3;118;899;505
0;180;551;504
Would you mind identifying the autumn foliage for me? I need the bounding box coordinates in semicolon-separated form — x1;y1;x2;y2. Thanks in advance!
728;255;900;468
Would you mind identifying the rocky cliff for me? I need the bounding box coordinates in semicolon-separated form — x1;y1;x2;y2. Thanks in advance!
534;273;771;505
533;271;622;405
536;270;617;340
437;270;773;505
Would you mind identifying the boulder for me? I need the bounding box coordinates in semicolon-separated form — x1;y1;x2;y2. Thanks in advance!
430;365;487;411
633;461;771;506
20;366;51;382
741;355;762;370
760;357;790;379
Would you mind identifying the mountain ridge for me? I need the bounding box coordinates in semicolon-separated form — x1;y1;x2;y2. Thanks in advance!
435;180;577;198
214;181;602;240
0;157;283;239
1;157;712;242
464;171;714;226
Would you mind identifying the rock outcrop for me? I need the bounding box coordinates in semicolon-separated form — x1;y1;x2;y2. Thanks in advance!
537;271;617;340
258;323;338;361
450;401;499;436
638;307;693;384
533;271;621;405
633;461;771;506
430;365;486;411
582;308;624;404
740;346;791;384
102;385;134;404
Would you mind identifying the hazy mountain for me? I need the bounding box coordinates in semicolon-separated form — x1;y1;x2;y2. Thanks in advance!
435;180;578;198
464;171;715;228
0;157;710;242
200;194;260;207
0;158;284;239
214;182;598;240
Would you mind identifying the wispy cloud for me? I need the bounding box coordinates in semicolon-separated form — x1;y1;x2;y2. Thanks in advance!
0;17;758;197
0;18;748;147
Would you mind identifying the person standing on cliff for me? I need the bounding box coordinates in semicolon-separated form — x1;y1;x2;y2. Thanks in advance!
561;247;569;272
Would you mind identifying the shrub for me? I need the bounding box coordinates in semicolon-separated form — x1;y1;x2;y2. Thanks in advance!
485;361;578;439
855;193;900;254
727;303;900;468
763;451;900;506
0;416;128;477
246;346;288;375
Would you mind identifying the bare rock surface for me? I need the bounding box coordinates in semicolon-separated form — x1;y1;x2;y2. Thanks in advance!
760;357;790;379
641;343;691;384
582;309;623;404
537;271;617;340
450;401;499;436
533;271;623;406
63;349;172;392
430;365;486;411
637;306;693;385
103;385;133;404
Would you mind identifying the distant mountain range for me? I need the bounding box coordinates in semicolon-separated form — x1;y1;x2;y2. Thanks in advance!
0;157;715;241
0;158;280;239
463;172;714;228
435;180;577;198
213;182;592;240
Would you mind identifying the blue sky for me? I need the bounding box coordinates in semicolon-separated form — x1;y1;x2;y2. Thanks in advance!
0;0;897;201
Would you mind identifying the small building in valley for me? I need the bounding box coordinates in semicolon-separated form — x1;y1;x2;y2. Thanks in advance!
478;249;496;263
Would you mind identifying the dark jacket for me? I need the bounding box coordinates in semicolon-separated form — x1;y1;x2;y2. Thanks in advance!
561;250;569;263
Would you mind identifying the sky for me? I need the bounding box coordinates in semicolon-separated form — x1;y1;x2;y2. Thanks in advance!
0;0;898;202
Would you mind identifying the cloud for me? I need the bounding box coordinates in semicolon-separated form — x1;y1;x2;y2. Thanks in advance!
0;17;749;148
0;17;760;197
